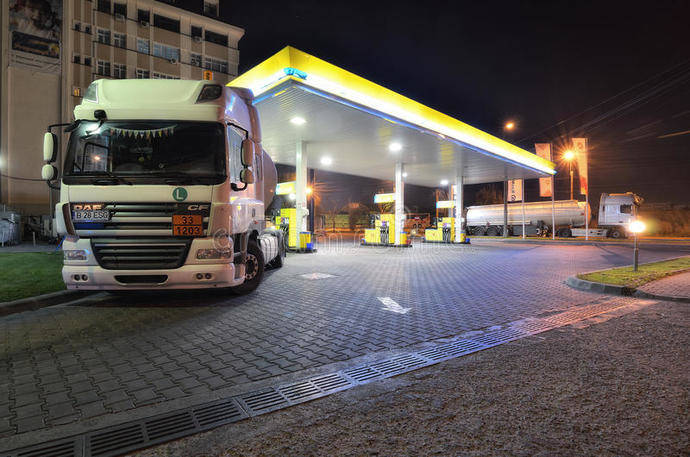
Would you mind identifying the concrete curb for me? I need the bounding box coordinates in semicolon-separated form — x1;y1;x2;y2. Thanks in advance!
566;262;690;303
565;276;636;296
0;290;89;317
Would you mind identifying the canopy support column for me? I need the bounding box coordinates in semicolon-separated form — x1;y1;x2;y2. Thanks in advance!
295;141;308;232
503;180;509;237
394;162;404;245
454;174;464;242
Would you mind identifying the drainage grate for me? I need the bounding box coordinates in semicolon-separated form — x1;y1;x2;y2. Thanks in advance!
4;299;634;457
88;424;144;457
238;389;288;415
15;438;81;457
193;399;246;427
144;412;195;441
437;339;487;356
343;365;381;383
279;381;322;404
310;373;351;393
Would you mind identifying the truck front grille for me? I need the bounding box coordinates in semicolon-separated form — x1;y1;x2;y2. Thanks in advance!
72;202;209;237
92;238;191;270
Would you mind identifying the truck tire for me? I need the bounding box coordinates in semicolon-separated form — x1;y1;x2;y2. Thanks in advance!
558;228;572;238
230;240;264;295
472;226;486;236
609;228;624;239
486;226;500;236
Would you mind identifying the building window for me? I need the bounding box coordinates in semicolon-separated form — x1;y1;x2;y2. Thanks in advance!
84;24;92;34
113;63;127;79
73;21;81;31
191;26;202;38
204;57;228;74
205;30;228;47
73;54;81;64
113;2;127;17
97;60;111;76
84;56;92;66
190;53;202;67
204;1;218;17
153;43;180;61
153;14;180;34
72;87;82;97
138;9;150;23
97;29;111;45
136;69;150;79
113;33;126;48
97;0;111;14
136;38;150;55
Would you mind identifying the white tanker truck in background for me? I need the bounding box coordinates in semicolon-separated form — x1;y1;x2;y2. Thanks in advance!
466;192;643;239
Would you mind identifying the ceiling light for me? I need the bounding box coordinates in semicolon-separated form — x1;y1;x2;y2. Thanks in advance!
389;142;402;152
320;156;333;166
290;116;306;126
440;179;449;186
402;172;408;178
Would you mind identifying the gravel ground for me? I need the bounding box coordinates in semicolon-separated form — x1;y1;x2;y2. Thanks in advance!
132;300;689;457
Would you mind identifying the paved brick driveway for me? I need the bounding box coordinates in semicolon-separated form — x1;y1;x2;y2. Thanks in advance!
0;239;686;446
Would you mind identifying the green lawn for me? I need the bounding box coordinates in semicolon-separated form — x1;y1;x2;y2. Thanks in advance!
0;252;65;302
578;256;690;288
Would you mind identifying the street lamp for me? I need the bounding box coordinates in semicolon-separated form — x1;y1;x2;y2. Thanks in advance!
629;220;646;271
504;121;515;131
563;150;575;200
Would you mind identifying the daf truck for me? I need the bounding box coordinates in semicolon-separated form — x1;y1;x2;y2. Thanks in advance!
41;79;284;293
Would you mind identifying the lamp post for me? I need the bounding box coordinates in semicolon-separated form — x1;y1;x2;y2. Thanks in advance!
563;150;575;200
629;220;646;271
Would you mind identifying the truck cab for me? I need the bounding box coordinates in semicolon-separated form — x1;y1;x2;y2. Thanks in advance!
41;79;284;293
597;192;643;238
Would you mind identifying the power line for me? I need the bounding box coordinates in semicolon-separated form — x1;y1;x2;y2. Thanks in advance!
517;57;690;143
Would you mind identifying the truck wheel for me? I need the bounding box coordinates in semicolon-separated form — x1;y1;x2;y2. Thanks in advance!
230;240;264;295
558;228;572;237
609;228;623;239
486;226;499;236
472;226;486;236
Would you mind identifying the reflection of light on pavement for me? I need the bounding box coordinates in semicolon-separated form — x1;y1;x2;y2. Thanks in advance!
378;297;411;314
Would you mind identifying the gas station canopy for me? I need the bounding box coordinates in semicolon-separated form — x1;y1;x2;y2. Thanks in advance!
230;46;555;187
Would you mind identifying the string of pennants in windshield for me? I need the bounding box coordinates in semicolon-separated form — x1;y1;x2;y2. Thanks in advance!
108;125;177;139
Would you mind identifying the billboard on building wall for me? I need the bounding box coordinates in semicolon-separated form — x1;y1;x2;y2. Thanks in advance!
8;0;61;71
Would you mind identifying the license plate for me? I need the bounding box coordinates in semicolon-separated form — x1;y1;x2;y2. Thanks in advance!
73;209;110;222
172;214;203;237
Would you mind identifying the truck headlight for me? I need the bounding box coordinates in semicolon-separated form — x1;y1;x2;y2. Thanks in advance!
64;250;87;261
196;249;233;260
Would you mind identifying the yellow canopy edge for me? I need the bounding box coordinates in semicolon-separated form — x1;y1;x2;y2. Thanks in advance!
230;46;555;175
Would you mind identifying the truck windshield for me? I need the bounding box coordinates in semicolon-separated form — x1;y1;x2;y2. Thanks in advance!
63;121;226;184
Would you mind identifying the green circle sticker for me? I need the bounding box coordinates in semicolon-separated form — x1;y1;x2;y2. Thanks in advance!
172;187;188;202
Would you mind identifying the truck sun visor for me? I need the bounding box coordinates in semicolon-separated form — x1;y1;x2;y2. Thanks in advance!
196;84;223;102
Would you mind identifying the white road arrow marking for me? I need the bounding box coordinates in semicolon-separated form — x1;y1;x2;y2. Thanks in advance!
378;297;411;314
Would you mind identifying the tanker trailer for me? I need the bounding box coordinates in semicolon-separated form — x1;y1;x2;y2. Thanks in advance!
466;200;591;237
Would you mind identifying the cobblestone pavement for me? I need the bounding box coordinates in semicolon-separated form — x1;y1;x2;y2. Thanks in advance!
0;239;686;444
637;270;690;298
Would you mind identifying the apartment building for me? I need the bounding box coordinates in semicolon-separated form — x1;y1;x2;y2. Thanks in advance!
0;0;245;216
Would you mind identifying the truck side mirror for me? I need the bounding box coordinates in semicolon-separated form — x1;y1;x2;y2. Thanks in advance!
42;164;57;181
240;168;255;184
44;132;57;162
241;139;256;167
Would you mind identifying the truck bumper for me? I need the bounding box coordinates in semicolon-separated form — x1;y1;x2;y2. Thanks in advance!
63;263;245;290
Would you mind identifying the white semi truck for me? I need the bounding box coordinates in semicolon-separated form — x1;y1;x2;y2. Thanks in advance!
466;192;642;239
41;79;284;294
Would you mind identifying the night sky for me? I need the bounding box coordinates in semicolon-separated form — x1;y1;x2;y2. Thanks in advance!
182;0;689;209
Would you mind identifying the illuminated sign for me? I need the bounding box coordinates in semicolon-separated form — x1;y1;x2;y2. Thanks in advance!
276;181;296;195
374;193;395;204
436;200;455;209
